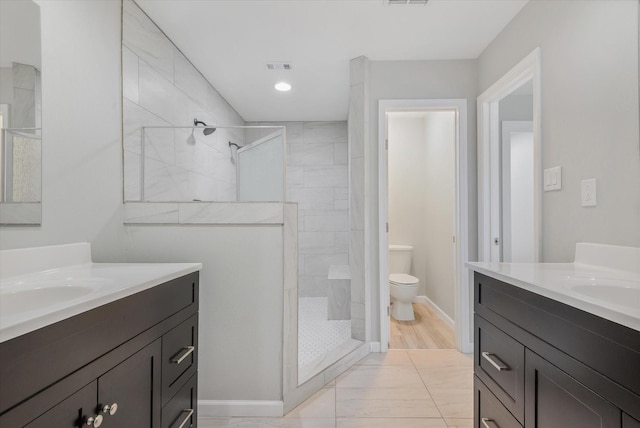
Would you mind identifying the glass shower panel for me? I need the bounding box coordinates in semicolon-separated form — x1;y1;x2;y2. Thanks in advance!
134;125;285;203
236;130;285;202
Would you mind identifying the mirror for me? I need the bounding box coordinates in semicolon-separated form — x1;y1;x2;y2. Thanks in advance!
0;0;42;224
499;80;534;262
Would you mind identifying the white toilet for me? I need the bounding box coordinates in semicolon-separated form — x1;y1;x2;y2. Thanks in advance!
389;245;419;321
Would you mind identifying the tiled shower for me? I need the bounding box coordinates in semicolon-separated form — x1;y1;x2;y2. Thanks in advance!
121;0;357;387
249;121;353;375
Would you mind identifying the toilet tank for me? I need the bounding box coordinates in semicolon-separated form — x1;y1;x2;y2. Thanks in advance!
389;245;413;274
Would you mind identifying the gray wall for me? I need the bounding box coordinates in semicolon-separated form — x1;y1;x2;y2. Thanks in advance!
478;0;640;261
367;59;478;341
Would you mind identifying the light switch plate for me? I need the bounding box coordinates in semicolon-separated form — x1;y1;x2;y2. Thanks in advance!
544;166;562;191
581;178;597;207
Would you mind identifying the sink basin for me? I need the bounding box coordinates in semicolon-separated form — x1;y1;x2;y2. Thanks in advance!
0;279;107;317
571;284;640;308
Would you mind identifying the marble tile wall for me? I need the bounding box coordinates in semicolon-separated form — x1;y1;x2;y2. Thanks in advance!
248;121;349;298
122;0;245;202
348;57;369;341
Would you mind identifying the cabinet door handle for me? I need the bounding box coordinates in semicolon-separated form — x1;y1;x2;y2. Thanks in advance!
171;346;195;364
85;414;104;427
481;352;509;371
481;418;499;428
101;402;118;416
172;408;194;428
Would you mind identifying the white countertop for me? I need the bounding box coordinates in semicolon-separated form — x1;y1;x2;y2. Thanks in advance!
466;261;640;332
0;243;201;343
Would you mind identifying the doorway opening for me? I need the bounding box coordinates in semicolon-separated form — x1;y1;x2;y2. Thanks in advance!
477;48;541;263
378;99;471;353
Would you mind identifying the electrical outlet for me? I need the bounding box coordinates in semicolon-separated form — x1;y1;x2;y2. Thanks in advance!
581;178;597;207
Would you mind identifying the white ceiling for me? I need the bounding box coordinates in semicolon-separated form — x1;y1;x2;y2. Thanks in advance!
136;0;528;122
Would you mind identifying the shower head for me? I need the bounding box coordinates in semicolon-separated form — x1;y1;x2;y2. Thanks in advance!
194;118;216;136
229;141;242;165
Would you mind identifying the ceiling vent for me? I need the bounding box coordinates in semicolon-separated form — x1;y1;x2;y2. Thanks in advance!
386;0;429;5
266;62;293;71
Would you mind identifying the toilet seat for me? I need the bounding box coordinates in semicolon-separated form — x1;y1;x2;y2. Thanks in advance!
389;273;419;286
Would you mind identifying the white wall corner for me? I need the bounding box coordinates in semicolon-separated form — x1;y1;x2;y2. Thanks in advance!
369;342;381;353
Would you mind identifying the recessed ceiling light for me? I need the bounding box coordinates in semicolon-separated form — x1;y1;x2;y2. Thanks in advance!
275;82;292;92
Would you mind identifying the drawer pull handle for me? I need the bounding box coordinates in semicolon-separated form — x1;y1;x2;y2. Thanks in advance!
173;408;194;428
171;346;195;364
482;352;509;371
481;418;499;428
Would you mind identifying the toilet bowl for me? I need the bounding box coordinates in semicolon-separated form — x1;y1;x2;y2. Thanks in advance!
388;244;420;321
390;273;419;321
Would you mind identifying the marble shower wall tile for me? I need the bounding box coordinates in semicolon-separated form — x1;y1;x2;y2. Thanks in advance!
138;60;189;126
259;121;348;298
122;46;139;103
289;142;334;166
174;50;211;107
124;150;142;201
12;63;36;91
122;0;174;83
303;122;348;144
348;57;368;341
122;0;244;203
11;87;36;128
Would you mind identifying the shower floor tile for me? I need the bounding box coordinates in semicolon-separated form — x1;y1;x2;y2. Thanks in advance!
298;297;352;369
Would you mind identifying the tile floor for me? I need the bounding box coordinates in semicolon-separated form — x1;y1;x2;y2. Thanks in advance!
200;349;473;428
298;297;352;368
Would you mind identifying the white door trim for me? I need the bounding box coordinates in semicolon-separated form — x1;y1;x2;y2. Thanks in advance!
477;47;542;262
378;99;471;353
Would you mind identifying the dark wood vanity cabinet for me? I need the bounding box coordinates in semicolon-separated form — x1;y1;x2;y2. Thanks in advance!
474;272;640;428
0;272;199;428
25;340;161;427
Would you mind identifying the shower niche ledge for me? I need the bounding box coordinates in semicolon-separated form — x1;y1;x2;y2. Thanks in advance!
123;201;294;225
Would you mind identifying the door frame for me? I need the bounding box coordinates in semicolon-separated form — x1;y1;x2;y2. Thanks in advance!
378;99;471;353
477;47;542;262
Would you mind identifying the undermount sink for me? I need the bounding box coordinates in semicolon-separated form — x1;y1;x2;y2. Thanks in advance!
0;279;107;317
571;282;640;308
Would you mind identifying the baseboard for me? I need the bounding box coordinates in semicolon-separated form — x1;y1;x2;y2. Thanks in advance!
369;342;381;352
413;295;455;329
198;400;284;417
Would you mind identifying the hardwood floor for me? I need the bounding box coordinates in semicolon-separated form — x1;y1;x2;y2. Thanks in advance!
390;303;456;349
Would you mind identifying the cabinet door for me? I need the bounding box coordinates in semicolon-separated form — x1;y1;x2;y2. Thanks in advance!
525;350;620;428
624;414;640;428
24;382;97;428
98;339;161;428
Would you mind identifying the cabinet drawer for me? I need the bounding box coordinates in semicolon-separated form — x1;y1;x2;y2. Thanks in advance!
163;314;198;405
475;376;522;428
162;374;197;428
475;315;525;423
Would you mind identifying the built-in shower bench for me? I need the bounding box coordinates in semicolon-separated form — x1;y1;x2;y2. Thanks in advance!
328;264;351;320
